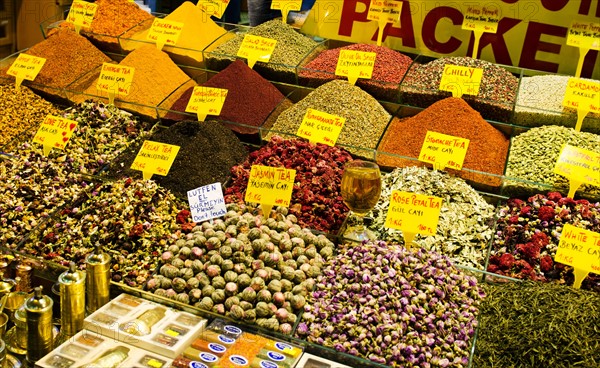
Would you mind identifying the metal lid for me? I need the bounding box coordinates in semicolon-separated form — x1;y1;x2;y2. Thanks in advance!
25;286;53;311
58;262;85;284
85;245;111;265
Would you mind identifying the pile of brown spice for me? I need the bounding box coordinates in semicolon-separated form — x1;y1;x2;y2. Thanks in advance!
377;97;509;189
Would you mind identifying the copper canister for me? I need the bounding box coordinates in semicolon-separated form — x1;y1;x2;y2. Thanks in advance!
25;286;54;363
15;262;32;293
85;245;111;313
59;262;86;338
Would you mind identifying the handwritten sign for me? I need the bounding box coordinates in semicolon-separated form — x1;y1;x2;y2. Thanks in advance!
197;0;230;18
188;183;227;223
32;115;78;156
566;20;600;77
185;86;228;121
418;131;470;171
556;223;600;289
6;53;46;90
237;35;277;69
245;165;296;216
367;0;402;46
384;191;442;248
271;1;302;24
439;65;483;98
147;18;184;50
66;0;98;33
296;108;345;146
96;63;135;104
461;4;500;58
553;144;600;199
130;140;180;180
335;50;376;85
562;77;600;131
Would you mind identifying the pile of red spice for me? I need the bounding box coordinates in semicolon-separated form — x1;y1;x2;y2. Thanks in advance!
377;97;509;189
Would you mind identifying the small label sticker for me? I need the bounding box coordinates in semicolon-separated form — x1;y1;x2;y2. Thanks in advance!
229;355;249;366
260;361;279;368
130;140;180;180
7;53;46;90
147;359;163;368
566;20;600;51
199;353;218;363
208;343;226;353
188;183;226;223
439;64;483;97
96;63;135;104
165;329;179;337
197;0;231;18
189;362;209;368
562;77;600;131
185;86;228;121
266;351;285;361
335;50;376;85
237;34;277;69
244;165;296;210
66;0;98;33
553;144;600;198
271;0;302;23
218;335;236;344
384;191;442;247
147;18;184;50
418;131;470;171
32;115;78;156
296;108;345;146
274;342;293;353
461;4;500;33
224;325;242;335
556;223;600;289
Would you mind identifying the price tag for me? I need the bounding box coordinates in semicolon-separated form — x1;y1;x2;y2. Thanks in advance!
562;77;600;131
96;63;135;105
384;191;442;248
197;0;230;18
367;0;402;46
147;18;184;50
335;50;376;85
553;144;600;199
556;224;600;289
439;65;483;98
461;4;500;58
130;140;180;180
6;53;46;90
418;131;470;171
66;0;98;34
185;86;228;121
245;165;296;217
566;20;600;77
296;108;345;146
188;183;227;223
271;0;302;24
32;115;78;156
237;34;277;69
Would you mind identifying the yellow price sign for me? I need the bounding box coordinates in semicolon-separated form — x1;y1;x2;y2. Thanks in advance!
562;77;600;131
566;20;600;77
335;50;376;85
245;165;296;217
418;131;470;171
6;53;46;90
197;0;231;18
461;4;500;58
32;115;78;156
96;63;135;105
384;191;442;248
66;0;98;34
185;86;228;121
554;144;600;199
296;108;345;147
439;64;483;98
237;34;277;69
271;0;302;24
147;18;184;50
367;0;402;46
130;140;180;180
556;224;600;289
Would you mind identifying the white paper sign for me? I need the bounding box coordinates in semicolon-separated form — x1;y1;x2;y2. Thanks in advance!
187;183;227;222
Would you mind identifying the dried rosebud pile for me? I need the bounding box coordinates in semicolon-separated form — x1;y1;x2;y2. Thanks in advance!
489;192;600;292
224;136;353;233
146;203;335;334
21;178;187;287
297;241;483;368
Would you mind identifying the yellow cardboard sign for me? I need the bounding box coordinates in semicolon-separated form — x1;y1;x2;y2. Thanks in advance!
554;144;600;198
237;34;277;69
197;0;230;18
130;140;180;180
335;50;376;85
562;77;600;131
439;65;483;98
32;115;78;156
96;63;135;104
296;108;345;146
147;18;184;50
556;223;600;289
418;131;470;171
461;4;500;33
185;86;228;121
384;191;442;247
566;21;600;51
271;1;302;24
367;0;402;46
66;0;98;33
6;53;46;90
245;165;296;216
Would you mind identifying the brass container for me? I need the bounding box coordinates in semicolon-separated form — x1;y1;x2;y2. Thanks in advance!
85;245;111;314
59;262;86;338
14;263;32;293
25;287;53;363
